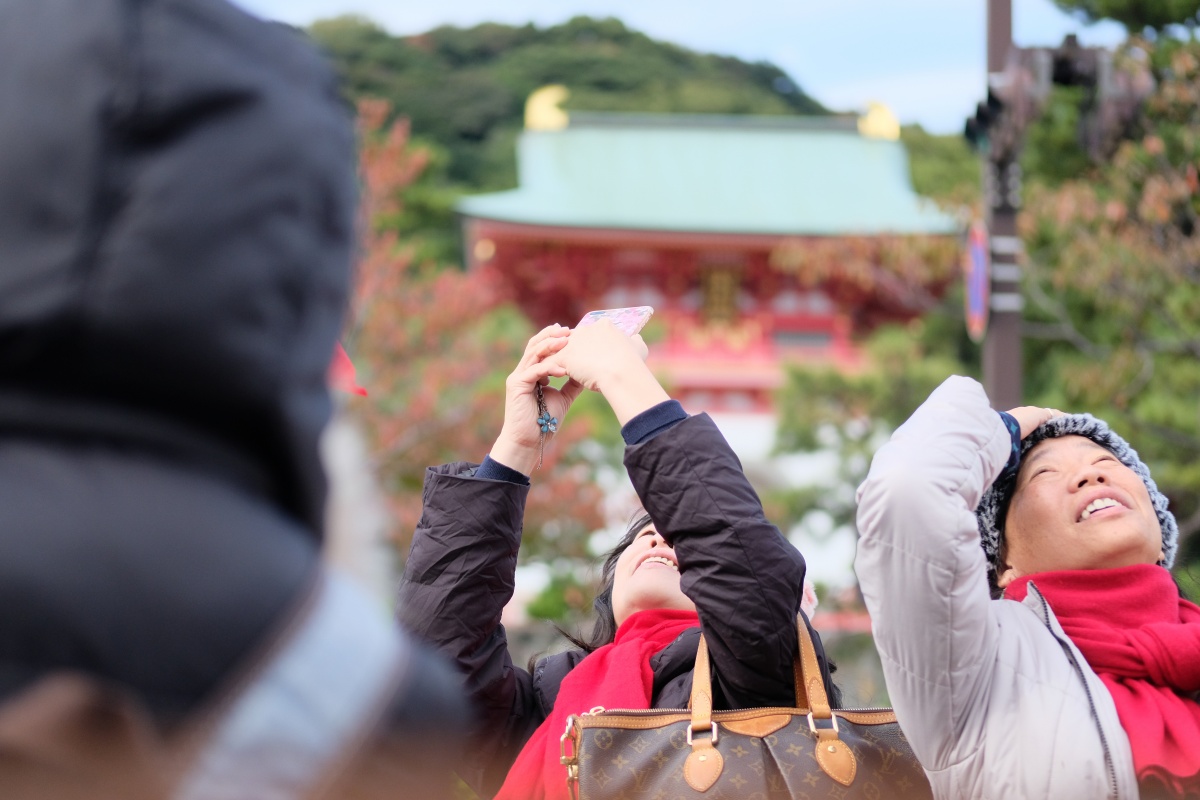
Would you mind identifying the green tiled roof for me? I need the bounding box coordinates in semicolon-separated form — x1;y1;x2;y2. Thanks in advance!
457;113;959;237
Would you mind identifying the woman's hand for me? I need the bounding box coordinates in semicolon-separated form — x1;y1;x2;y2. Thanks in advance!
490;325;585;475
547;321;669;426
546;321;647;392
1005;405;1065;439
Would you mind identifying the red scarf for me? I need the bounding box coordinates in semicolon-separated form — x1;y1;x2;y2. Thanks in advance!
494;608;700;800
1005;564;1200;796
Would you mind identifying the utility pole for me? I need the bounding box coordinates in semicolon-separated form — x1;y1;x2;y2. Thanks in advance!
983;0;1024;410
965;9;1152;410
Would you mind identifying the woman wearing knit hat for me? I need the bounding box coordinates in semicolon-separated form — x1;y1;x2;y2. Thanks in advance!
855;375;1198;799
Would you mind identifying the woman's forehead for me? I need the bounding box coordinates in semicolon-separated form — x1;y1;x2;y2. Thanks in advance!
1030;434;1108;457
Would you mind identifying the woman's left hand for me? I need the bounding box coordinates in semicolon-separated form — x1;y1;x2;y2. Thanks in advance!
546;320;648;393
1005;405;1065;439
547;321;668;426
490;325;585;475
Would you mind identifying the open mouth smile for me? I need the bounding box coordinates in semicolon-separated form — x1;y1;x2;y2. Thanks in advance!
1078;496;1123;522
637;554;678;571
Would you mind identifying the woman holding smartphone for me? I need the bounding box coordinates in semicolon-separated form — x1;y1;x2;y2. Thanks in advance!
395;318;839;800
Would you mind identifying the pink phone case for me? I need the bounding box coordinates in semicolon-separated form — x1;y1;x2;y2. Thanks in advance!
576;306;654;336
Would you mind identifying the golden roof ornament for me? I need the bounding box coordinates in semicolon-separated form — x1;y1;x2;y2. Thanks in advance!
857;102;900;140
525;85;570;131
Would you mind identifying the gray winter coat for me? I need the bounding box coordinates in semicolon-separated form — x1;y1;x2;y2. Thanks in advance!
855;376;1138;800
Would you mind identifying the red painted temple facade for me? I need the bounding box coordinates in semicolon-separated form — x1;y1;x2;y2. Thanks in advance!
460;110;960;413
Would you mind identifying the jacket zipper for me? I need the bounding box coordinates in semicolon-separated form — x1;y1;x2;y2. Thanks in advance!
1030;584;1120;799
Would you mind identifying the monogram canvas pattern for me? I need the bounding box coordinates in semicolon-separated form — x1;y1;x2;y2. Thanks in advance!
573;712;931;800
562;618;931;800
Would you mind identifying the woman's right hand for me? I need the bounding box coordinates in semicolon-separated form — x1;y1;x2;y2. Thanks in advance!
490;325;584;475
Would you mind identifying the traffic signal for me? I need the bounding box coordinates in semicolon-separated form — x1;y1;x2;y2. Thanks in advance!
964;89;1004;152
964;37;1151;164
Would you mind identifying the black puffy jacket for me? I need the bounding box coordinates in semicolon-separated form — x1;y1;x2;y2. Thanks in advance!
0;0;354;718
398;413;838;798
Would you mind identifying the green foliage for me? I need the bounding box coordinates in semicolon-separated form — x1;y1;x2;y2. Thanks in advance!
1019;38;1200;565
1053;0;1200;33
900;93;1098;206
307;13;828;262
310;16;426;78
372;138;467;266
1021;86;1094;185
310;14;826;190
480;16;824;118
1178;564;1200;601
776;325;970;449
900;124;980;208
777;37;1200;579
526;570;592;623
773;319;977;535
347;105;618;571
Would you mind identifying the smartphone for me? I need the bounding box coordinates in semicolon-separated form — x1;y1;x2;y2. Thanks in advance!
576;306;654;336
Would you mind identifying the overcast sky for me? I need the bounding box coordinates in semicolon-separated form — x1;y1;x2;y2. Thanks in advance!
232;0;1126;134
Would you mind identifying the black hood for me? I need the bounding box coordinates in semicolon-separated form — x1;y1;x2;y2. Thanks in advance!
0;0;357;534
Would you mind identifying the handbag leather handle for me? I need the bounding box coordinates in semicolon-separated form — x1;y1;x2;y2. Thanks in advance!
689;615;857;787
683;635;723;792
795;614;832;718
690;614;829;716
688;634;714;731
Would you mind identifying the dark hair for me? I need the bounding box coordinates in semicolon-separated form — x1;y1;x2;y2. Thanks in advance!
551;510;842;708
558;510;654;654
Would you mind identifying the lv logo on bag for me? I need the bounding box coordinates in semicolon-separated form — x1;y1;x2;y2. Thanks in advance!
560;615;932;799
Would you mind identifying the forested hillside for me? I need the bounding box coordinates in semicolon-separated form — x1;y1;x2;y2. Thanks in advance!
306;14;975;264
309;15;828;190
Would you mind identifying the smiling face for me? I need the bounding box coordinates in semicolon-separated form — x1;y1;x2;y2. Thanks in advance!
610;523;696;627
997;435;1164;588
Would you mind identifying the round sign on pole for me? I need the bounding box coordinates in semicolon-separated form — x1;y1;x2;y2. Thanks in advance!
963;220;990;343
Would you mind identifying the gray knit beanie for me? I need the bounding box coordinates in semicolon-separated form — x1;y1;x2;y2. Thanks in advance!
976;413;1178;589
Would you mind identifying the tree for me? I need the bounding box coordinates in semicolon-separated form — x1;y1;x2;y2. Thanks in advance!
306;15;832;267
773;36;1200;586
1020;38;1200;566
308;15;827;192
761;127;976;551
344;100;612;619
900;124;980;209
1053;0;1200;33
770;313;977;546
1020;85;1096;185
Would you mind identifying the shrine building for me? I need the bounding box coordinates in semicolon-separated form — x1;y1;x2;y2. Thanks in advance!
458;90;961;414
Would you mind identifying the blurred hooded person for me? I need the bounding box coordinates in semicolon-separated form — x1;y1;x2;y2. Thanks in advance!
0;1;466;798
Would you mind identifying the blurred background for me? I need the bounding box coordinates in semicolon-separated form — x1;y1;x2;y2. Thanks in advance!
237;0;1200;712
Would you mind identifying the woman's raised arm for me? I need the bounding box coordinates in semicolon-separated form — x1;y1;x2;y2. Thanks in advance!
853;375;1011;769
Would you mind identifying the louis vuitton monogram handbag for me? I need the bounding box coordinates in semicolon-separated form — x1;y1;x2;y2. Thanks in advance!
559;615;932;799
